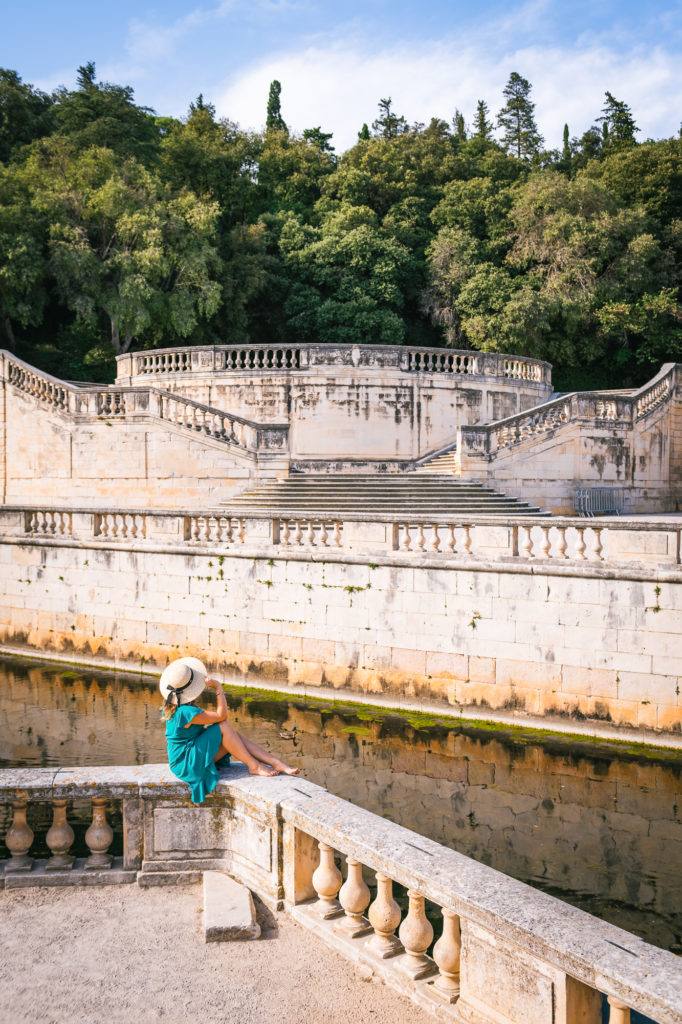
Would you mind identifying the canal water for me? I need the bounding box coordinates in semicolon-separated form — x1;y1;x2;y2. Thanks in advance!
1;654;680;971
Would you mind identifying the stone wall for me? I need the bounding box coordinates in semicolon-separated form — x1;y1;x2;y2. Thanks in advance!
457;364;682;514
0;353;289;508
1;515;680;735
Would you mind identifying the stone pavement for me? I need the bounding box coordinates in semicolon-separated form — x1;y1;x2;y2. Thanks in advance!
0;882;433;1024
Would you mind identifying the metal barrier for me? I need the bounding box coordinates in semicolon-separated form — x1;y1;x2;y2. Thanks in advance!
574;488;626;517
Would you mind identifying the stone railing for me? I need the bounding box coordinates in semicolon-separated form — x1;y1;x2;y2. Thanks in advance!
1;765;680;1024
458;363;679;459
116;344;552;385
2;506;681;574
1;352;288;457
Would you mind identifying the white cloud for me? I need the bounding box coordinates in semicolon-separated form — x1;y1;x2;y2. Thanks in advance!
214;37;682;151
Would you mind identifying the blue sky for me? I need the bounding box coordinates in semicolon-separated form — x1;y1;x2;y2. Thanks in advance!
3;1;681;152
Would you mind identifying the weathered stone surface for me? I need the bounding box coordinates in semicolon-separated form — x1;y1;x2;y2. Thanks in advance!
203;871;260;942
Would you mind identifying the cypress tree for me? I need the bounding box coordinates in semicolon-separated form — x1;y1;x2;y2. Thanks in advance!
473;99;493;140
266;80;287;133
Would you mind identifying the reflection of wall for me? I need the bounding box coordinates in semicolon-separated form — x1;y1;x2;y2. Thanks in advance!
232;702;682;951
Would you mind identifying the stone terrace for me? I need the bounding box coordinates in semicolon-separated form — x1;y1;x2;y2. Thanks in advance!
0;882;429;1024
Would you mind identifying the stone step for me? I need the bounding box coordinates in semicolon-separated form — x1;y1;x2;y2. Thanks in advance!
203;871;261;942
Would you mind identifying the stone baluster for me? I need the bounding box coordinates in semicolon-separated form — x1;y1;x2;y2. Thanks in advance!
521;525;533;558
539;526;551;559
311;842;342;918
462;525;472;556
430;524;441;552
45;799;75;870
592;527;604;561
446;525;456;553
281;519;291;545
432;909;461;1001
319;522;329;547
574;527;587;560
85;798;114;869
333;521;342;548
293;520;303;546
366;873;403;958
607;997;630;1023
555;526;568;559
190;517;201;542
416;523;426;552
401;524;412;552
306;521;316;546
397;890;436;979
336;858;372;937
5;800;34;872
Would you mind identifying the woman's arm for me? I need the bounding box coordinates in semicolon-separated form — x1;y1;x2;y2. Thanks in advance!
186;677;228;726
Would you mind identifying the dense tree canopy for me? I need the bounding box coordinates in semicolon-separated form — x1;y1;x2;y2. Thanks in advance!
0;64;680;389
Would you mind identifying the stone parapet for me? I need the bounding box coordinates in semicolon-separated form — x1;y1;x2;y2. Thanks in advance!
1;764;680;1024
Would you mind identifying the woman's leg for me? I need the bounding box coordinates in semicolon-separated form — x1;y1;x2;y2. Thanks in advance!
241;735;299;775
213;720;277;777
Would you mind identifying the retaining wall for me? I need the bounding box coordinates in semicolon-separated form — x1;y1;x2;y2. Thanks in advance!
1;509;680;735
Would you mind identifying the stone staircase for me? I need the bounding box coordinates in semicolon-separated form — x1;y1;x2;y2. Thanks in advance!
223;474;548;516
415;449;458;474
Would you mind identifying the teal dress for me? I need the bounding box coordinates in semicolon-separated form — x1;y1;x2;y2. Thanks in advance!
165;705;229;804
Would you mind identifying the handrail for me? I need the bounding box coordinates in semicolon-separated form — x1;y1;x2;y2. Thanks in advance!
114;344;552;385
0;350;288;456
2;505;680;572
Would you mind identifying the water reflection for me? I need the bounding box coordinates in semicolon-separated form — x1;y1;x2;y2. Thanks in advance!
1;654;680;955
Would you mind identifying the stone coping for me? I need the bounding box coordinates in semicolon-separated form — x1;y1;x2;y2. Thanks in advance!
1;764;680;1022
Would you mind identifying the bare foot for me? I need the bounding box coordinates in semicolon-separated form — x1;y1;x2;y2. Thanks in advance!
248;762;278;777
271;759;299;775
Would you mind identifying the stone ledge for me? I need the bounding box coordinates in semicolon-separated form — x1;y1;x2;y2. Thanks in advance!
203;871;260;942
1;857;135;888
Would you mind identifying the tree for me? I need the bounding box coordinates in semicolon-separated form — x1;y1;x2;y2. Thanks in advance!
266;80;287;133
53;62;160;163
302;126;335;153
357;123;370;142
0;166;46;348
473;100;493;141
496;72;543;160
453;109;467;140
371;98;408;139
599;92;639;152
25;140;221;354
0;68;54;163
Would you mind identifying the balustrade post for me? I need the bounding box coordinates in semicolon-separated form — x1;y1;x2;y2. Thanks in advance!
366;873;403;958
5;799;34;872
45;799;74;870
311;842;342;918
397;890;436;979
607;997;630;1023
336;858;372;938
84;798;114;869
432;909;461;1001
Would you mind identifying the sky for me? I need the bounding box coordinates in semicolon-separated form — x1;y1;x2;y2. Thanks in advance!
3;0;681;153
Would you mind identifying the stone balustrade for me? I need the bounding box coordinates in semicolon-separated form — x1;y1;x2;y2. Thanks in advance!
1;765;680;1024
459;364;679;459
2;352;288;457
2;505;681;575
116;344;551;385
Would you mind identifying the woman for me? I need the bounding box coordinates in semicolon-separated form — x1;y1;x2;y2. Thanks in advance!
160;656;298;804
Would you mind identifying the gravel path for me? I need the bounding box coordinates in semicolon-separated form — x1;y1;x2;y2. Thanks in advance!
0;883;432;1024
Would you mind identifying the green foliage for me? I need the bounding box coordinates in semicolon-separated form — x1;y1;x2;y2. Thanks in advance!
0;63;680;390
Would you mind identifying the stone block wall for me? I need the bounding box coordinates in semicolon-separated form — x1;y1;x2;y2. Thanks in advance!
1;385;287;509
1;534;679;735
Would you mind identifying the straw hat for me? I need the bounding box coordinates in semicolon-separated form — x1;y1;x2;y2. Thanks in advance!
159;656;207;709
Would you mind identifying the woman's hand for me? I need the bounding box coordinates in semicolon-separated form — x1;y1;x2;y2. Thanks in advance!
205;676;221;692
